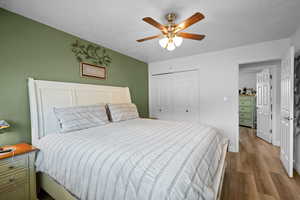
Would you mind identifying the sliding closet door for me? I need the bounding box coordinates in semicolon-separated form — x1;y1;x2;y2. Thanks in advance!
171;71;200;122
151;70;199;122
151;74;172;120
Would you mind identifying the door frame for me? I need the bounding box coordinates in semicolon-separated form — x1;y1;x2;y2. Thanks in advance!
238;61;281;146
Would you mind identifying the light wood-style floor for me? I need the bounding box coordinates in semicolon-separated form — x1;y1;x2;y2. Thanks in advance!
221;127;300;200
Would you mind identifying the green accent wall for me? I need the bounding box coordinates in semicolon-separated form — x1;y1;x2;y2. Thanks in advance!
0;8;149;146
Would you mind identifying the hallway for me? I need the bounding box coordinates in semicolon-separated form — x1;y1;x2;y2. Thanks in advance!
222;127;300;200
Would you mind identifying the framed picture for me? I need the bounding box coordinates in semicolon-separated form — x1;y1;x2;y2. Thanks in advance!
80;62;106;79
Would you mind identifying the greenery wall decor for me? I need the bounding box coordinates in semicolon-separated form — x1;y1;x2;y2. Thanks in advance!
71;40;112;67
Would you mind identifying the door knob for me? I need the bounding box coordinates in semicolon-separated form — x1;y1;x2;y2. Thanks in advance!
283;116;293;121
186;109;189;113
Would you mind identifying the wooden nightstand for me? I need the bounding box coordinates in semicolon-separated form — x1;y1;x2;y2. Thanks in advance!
0;143;38;200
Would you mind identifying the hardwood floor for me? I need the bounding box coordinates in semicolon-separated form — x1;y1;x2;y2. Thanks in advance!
221;127;300;200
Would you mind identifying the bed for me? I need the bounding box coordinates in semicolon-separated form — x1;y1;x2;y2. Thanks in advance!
28;78;228;200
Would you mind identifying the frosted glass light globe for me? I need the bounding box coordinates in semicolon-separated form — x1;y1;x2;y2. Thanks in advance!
159;38;168;48
167;42;175;51
173;36;183;47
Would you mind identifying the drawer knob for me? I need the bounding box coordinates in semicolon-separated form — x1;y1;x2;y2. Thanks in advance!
8;177;15;183
8;166;14;170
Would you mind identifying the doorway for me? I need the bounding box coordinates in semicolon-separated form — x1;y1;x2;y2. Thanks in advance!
239;60;281;146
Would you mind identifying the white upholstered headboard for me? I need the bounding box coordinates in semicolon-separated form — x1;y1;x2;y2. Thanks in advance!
28;78;132;146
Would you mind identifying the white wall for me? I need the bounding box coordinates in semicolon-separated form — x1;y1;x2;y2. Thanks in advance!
239;72;256;89
149;38;290;152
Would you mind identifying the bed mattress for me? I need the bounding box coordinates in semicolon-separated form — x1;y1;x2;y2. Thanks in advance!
35;119;227;200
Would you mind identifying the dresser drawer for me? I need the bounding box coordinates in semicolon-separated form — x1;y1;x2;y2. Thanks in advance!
0;157;27;175
239;99;253;106
240;119;254;127
240;112;253;120
239;106;254;113
0;170;27;192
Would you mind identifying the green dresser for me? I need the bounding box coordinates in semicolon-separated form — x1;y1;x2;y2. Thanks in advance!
239;95;256;128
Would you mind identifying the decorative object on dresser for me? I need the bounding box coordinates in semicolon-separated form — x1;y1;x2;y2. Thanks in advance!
239;95;256;128
80;62;107;80
0;120;10;130
0;143;38;200
240;87;256;95
0;120;12;154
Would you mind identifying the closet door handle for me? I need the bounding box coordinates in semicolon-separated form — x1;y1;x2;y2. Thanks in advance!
186;109;189;113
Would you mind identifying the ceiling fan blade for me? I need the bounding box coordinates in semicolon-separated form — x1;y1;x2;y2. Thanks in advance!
175;12;205;32
142;17;168;33
137;35;161;42
177;32;205;40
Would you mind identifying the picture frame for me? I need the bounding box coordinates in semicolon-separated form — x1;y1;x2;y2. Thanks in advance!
80;62;107;80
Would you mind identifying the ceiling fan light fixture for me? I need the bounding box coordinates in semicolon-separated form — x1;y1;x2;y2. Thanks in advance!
173;36;183;47
138;12;205;51
159;37;168;48
167;42;175;51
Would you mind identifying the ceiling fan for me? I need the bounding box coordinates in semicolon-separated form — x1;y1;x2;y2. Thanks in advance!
137;12;205;51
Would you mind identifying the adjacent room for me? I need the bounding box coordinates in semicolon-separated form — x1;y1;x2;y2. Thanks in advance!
1;0;300;200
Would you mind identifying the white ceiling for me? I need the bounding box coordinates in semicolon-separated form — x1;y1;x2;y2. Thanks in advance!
1;0;300;63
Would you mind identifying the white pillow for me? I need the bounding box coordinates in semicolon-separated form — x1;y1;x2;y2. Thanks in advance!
53;104;109;133
107;103;139;122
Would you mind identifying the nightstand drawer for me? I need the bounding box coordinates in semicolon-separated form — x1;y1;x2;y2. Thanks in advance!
0;157;27;175
0;170;27;192
0;184;29;200
0;170;29;200
0;144;38;200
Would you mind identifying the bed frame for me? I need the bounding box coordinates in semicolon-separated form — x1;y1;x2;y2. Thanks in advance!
28;78;227;200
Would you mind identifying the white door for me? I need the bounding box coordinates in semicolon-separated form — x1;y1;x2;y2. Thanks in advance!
171;70;199;122
151;70;199;121
256;69;272;143
280;46;295;177
151;74;172;120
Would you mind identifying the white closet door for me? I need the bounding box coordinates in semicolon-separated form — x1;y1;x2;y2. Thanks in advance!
256;69;272;143
280;46;295;177
151;74;172;120
171;70;199;122
151;70;199;122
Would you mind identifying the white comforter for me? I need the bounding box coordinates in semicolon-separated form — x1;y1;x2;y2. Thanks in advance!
35;119;227;200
